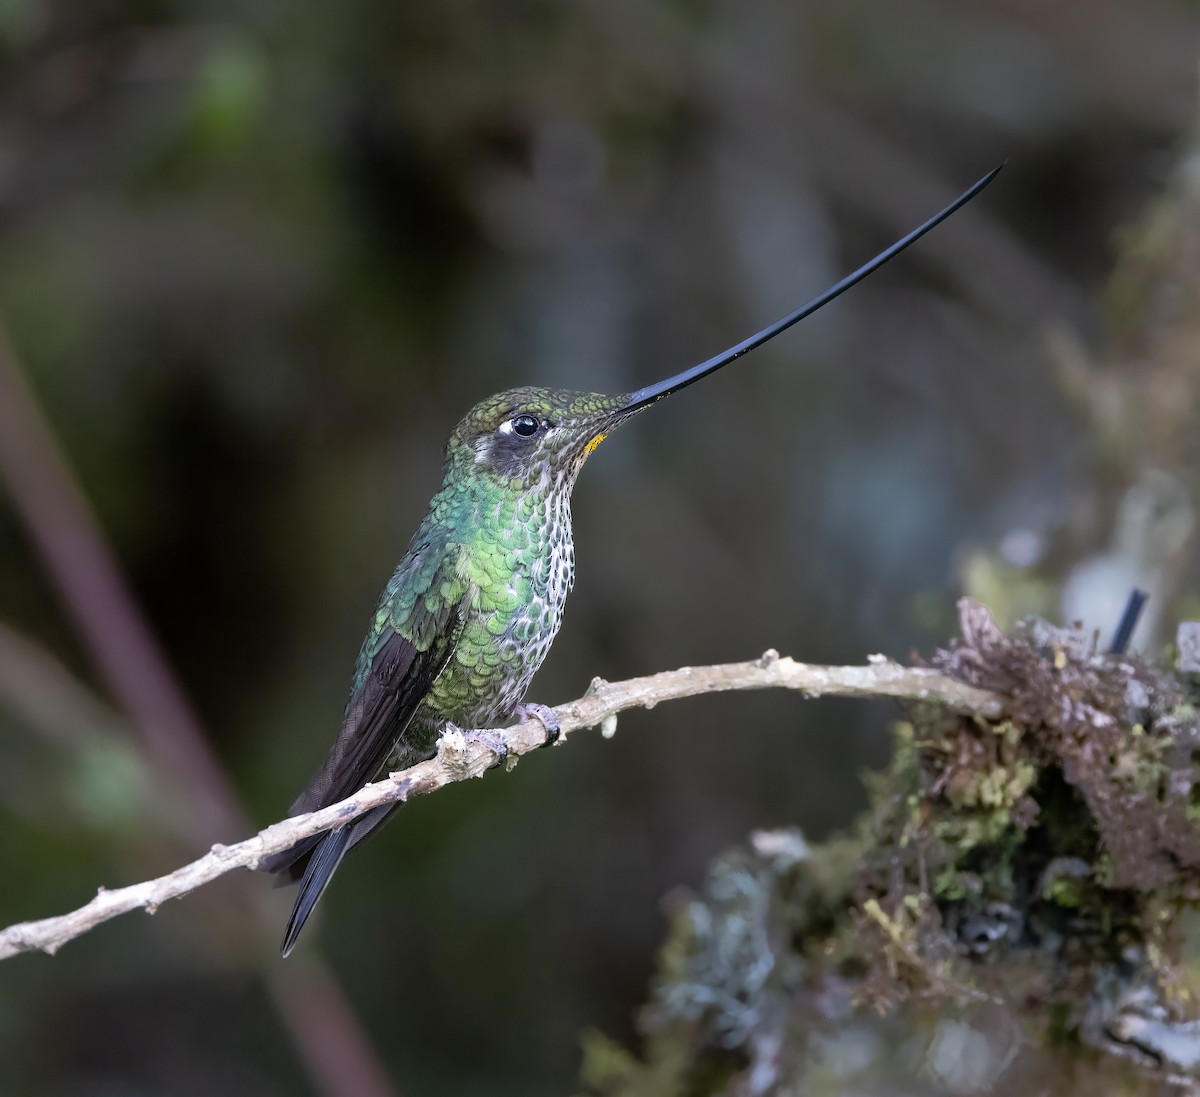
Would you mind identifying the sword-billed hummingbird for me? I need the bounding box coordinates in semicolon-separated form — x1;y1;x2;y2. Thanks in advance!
264;165;1002;955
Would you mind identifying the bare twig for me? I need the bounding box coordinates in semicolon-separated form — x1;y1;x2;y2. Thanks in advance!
0;653;1004;961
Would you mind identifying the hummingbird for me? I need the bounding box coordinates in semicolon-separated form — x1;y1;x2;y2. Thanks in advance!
263;164;1002;955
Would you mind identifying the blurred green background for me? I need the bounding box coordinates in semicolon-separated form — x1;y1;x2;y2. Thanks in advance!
1;1;1198;1094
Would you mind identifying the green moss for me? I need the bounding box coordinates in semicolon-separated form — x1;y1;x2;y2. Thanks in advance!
1043;876;1084;909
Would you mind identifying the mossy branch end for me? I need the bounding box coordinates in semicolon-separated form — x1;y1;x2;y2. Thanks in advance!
582;600;1200;1095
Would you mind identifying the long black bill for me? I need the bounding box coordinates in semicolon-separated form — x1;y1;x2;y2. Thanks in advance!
618;163;1003;416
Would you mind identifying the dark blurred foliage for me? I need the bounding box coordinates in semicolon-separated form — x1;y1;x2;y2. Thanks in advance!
0;1;1198;1094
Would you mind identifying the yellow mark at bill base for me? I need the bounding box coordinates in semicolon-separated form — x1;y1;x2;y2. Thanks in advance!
584;432;607;457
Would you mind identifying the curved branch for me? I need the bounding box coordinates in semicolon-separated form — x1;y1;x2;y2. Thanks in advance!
0;652;1004;961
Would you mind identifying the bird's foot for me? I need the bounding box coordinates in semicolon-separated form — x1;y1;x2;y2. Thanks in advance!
462;727;510;765
515;702;561;746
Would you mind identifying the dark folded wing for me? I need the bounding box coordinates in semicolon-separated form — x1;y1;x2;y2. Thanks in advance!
262;543;466;879
293;626;451;814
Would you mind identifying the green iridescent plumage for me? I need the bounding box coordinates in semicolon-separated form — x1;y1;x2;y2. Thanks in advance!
362;387;628;735
262;167;1001;956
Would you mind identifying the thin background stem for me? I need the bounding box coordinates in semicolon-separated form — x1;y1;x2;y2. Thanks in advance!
0;320;396;1097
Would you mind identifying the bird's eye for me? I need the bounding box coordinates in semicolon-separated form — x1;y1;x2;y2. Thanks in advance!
511;415;539;437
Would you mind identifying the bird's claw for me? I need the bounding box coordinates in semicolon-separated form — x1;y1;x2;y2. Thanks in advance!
515;702;561;746
464;728;509;764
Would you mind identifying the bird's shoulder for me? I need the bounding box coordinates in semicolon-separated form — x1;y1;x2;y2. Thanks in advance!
353;526;472;689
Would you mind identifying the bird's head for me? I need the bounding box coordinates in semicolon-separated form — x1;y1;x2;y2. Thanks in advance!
446;387;636;495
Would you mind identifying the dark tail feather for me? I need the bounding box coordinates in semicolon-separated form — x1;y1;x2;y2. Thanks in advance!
280;827;352;957
261;833;324;883
262;804;399;884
